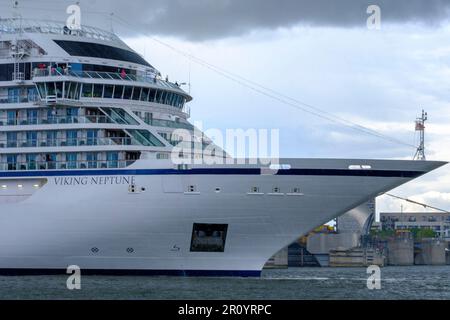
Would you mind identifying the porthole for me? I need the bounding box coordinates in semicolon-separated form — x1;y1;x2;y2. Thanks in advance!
250;187;260;193
215;187;221;193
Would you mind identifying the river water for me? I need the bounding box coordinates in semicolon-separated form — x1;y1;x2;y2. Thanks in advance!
0;266;449;299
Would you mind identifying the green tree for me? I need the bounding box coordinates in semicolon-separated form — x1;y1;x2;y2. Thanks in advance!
409;227;437;240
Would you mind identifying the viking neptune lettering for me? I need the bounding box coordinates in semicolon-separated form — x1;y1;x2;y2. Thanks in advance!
54;176;136;186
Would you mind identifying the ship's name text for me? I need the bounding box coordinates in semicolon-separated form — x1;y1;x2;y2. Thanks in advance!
54;176;136;186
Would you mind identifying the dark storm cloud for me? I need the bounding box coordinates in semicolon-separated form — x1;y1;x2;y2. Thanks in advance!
2;0;450;40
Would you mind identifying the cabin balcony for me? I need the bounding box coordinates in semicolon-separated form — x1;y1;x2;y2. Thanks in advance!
0;115;113;126
0;136;144;149
0;159;135;171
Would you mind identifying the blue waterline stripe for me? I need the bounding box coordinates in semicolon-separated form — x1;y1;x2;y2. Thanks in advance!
0;168;425;178
0;268;261;277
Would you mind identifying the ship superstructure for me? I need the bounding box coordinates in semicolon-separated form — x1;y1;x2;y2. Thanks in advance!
0;18;214;173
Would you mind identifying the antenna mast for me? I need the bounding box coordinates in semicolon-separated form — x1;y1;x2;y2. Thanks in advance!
413;109;427;160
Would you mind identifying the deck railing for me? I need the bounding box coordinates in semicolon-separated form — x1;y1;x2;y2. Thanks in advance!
0;160;135;171
0;136;142;149
0;115;113;126
33;69;181;90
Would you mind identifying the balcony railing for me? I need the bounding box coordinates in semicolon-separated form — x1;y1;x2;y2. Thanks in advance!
0;115;113;126
148;118;194;130
0;136;143;149
0;160;135;171
0;95;40;104
33;69;181;90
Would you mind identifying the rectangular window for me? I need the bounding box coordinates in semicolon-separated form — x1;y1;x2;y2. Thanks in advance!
149;89;157;102
68;82;79;99
87;130;98;146
165;92;172;105
160;91;167;104
26;131;38;147
132;87;141;100
45;153;57;170
107;152;119;168
144;112;152;125
66;153;78;169
46;82;56;96
190;223;228;252
140;87;149;101
123;86;133;99
7;110;17;125
104;85;114;98
55;82;63;98
66;130;78;146
7;132;17;148
0;64;14;81
81;83;93;98
156;90;163;103
27;109;38;125
46;131;57;146
113;85;124;99
86;152;98;168
27;87;38;102
8;88;20;103
6;154;17;170
93;84;103;98
66;107;79;123
64;82;71;98
36;83;46;99
26;154;36;170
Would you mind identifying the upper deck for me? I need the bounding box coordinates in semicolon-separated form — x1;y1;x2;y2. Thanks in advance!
0;18;121;44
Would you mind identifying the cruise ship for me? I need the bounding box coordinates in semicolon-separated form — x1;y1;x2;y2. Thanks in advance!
0;18;445;276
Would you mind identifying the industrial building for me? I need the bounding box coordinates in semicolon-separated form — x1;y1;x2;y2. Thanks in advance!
380;211;450;238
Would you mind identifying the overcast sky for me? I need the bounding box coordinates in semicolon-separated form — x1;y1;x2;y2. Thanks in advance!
2;0;449;214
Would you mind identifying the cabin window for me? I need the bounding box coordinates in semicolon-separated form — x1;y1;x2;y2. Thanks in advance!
46;82;56;96
149;89;157;102
123;86;133;100
55;82;63;98
68;82;80;100
66;153;78;169
190;223;228;252
132;87;141;100
103;85;114;98
113;85;124;99
81;83;93;98
86;153;98;168
140;87;149;101
93;84;103;98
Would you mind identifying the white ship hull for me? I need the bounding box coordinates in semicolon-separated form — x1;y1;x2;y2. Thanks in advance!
0;158;444;276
